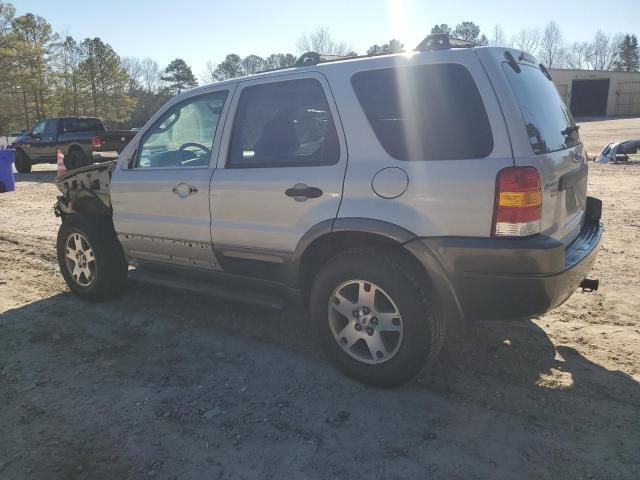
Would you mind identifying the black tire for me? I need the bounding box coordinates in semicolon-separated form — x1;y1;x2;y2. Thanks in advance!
57;214;127;301
310;247;445;387
65;149;89;170
14;149;32;173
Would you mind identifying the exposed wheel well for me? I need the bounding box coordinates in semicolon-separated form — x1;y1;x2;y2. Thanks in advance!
299;231;437;309
67;145;85;158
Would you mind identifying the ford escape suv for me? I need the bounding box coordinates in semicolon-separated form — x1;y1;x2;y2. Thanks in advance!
54;35;602;387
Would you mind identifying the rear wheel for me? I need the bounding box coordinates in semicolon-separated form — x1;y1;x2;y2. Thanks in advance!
14;150;31;173
57;215;127;301
65;149;89;170
310;248;444;387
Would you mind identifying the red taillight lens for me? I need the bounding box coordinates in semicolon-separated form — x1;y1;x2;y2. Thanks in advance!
91;135;101;150
492;167;542;237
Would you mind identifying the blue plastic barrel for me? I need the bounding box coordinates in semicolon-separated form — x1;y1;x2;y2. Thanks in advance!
0;149;16;193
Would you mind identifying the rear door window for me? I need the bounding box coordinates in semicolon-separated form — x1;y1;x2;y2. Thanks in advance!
228;78;340;168
502;64;580;154
351;63;493;160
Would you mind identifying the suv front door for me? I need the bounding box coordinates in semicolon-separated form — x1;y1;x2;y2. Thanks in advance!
112;86;234;269
211;73;347;281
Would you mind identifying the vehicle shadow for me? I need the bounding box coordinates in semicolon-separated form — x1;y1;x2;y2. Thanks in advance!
420;316;640;434
1;288;638;478
14;170;57;184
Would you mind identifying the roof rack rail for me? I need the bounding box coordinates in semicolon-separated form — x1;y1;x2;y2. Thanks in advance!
294;51;351;67
415;33;478;51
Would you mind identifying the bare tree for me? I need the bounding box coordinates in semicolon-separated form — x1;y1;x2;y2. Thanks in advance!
140;57;160;93
539;21;564;68
296;27;352;55
587;31;622;70
513;28;540;55
488;24;508;47
566;41;591;69
122;57;143;93
202;60;217;84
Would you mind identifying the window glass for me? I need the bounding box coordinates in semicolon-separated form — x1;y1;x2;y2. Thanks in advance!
351;63;493;160
31;120;45;137
137;91;228;168
64;118;104;132
502;64;580;154
43;120;58;136
228;78;339;168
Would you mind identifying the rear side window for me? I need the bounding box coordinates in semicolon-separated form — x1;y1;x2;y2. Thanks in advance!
502;64;580;154
65;118;104;132
351;63;493;161
228;78;339;168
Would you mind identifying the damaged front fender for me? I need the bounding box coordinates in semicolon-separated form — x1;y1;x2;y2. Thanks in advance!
55;161;115;217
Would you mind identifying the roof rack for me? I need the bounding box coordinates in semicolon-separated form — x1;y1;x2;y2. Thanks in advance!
415;33;478;51
294;52;352;67
290;33;478;69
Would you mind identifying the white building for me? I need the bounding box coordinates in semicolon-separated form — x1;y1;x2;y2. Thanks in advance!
550;69;640;117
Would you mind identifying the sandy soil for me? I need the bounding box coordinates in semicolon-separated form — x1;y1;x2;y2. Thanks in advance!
0;118;639;479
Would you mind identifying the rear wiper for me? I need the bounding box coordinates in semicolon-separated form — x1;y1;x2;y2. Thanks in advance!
561;125;580;136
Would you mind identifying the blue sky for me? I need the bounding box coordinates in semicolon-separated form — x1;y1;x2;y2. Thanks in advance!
13;0;640;78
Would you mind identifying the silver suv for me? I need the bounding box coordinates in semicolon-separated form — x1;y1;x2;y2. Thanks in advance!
55;35;602;387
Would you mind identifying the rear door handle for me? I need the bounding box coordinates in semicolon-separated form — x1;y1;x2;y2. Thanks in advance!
285;183;323;201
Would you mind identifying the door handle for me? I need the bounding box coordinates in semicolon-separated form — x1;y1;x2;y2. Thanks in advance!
172;183;198;198
285;183;323;201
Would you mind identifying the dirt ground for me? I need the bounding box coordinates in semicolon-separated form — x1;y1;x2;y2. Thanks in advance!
1;117;639;480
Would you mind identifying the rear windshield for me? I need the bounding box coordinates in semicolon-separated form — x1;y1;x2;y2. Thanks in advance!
502;64;580;154
64;118;104;133
351;63;493;161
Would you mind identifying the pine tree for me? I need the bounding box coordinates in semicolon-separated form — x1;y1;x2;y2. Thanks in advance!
161;58;198;94
613;34;639;72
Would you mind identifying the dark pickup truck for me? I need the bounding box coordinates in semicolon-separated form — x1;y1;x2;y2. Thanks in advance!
11;117;136;173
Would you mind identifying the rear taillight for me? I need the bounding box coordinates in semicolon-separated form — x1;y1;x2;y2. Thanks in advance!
492;166;541;237
90;135;101;150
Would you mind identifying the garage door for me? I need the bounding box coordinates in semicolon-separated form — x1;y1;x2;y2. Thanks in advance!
615;82;640;115
570;79;609;117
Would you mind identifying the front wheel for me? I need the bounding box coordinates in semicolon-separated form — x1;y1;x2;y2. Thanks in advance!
57;215;128;301
310;248;445;387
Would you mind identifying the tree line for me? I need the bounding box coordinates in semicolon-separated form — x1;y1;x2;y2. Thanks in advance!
438;21;639;71
0;1;638;134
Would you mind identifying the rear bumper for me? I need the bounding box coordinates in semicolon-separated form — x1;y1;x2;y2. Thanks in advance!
406;203;603;321
91;151;119;162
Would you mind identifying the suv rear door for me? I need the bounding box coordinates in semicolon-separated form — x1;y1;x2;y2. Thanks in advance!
477;49;587;245
210;72;347;280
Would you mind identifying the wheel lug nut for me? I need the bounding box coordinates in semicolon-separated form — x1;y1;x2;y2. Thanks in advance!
366;328;374;336
355;324;362;331
371;317;378;325
353;310;360;318
362;307;370;315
